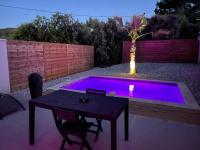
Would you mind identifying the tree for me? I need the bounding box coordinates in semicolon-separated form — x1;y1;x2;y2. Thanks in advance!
33;16;50;42
178;17;199;39
103;18;119;65
155;0;200;23
72;21;91;45
147;15;182;39
12;23;38;41
95;31;111;67
86;19;108;66
86;18;101;30
128;14;148;74
155;0;183;15
143;14;199;40
48;13;74;43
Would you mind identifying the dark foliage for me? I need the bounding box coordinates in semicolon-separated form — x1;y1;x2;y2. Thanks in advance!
142;14;199;40
179;21;199;39
145;15;182;40
13;23;38;41
12;13;128;67
87;18;128;67
155;0;200;24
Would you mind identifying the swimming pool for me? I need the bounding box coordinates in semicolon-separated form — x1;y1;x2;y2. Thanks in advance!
61;76;184;104
48;75;199;125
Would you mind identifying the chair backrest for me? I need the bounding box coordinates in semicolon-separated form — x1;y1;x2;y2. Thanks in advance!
86;88;106;96
28;73;43;99
53;107;79;123
52;107;79;136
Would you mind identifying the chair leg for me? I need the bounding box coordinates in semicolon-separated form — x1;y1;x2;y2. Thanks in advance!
96;118;103;132
81;137;92;150
94;118;103;141
64;135;74;145
79;142;84;150
80;116;86;122
94;128;100;142
60;137;66;150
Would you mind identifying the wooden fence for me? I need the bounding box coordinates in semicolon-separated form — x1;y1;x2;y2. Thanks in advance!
7;40;94;91
122;39;199;63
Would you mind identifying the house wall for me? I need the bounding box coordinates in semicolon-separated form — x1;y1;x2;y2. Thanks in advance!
7;40;94;91
122;39;199;63
198;34;200;63
0;39;10;93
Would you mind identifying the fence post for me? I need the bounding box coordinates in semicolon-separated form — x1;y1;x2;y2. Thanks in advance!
0;39;10;93
198;33;200;64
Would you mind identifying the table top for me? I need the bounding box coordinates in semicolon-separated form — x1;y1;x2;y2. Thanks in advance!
30;90;129;120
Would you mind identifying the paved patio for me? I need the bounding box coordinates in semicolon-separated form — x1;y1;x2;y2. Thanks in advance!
1;63;200;150
1;107;200;150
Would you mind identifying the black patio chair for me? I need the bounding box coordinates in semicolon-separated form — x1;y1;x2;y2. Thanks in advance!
52;107;94;150
28;73;43;99
81;88;106;141
0;93;25;119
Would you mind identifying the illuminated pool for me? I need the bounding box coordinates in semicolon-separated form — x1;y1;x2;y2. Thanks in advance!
61;76;184;104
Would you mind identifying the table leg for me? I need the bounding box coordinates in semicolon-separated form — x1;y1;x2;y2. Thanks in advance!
124;105;129;141
111;119;117;150
29;102;35;145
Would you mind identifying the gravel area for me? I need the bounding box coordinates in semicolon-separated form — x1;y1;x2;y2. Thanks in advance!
11;63;200;105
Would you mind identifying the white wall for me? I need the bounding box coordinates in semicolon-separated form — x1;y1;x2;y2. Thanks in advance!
0;39;10;93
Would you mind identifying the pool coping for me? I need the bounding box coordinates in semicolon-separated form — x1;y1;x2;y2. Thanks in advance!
47;75;199;109
47;75;200;125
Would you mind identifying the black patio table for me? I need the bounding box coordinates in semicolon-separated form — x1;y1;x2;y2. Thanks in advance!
29;90;129;150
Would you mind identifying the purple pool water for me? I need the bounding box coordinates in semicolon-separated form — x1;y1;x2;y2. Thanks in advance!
61;76;184;104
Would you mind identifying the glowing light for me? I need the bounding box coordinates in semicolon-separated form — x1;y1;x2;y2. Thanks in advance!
109;91;116;96
130;60;136;74
129;84;134;92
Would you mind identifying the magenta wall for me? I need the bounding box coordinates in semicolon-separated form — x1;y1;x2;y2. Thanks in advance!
123;39;199;63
